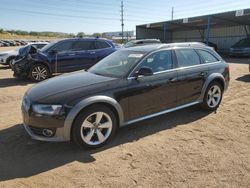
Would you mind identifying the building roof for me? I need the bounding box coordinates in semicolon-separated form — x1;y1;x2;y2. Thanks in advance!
137;8;250;31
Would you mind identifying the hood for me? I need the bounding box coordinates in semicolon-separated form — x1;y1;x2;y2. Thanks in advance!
17;46;48;62
26;71;116;103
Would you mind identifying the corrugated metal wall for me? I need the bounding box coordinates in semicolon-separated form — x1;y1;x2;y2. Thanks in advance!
136;27;172;43
172;26;247;51
136;25;249;51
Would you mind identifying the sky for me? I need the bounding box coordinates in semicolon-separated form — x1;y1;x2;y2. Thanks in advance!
0;0;250;34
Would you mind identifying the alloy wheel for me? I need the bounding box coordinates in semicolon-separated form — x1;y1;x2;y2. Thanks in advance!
31;66;48;81
207;85;221;108
80;112;113;146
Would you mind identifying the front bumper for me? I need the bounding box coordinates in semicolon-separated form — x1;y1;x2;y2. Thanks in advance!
11;62;29;78
23;124;68;142
22;97;71;142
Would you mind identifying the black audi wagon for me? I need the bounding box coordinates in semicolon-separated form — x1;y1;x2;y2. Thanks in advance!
22;43;230;148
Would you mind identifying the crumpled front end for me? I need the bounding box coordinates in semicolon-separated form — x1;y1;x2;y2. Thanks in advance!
11;56;33;78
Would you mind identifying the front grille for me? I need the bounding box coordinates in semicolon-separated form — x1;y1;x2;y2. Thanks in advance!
14;64;23;73
29;126;44;136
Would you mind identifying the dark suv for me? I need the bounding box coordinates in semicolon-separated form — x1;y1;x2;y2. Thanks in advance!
229;38;250;57
22;43;229;148
12;38;116;81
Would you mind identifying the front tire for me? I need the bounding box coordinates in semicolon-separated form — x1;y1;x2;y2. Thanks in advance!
5;56;16;66
30;64;50;82
72;105;118;149
201;81;223;110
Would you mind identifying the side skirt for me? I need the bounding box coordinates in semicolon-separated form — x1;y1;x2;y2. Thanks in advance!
122;101;201;126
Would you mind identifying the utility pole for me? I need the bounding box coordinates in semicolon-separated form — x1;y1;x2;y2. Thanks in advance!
121;0;124;43
171;7;174;20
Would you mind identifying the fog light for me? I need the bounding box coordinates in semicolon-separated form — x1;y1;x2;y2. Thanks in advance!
42;129;54;137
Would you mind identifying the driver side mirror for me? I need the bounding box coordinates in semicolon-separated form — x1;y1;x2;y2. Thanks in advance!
135;66;153;78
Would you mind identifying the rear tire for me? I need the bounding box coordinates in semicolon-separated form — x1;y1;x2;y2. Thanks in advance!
29;64;50;82
72;105;118;149
201;81;223;110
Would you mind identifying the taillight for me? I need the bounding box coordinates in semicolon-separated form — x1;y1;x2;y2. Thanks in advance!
225;64;230;82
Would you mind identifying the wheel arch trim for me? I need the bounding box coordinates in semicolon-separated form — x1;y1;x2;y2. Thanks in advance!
199;73;225;102
63;95;124;140
32;60;52;73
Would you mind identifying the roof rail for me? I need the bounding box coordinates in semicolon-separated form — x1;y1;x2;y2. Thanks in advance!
157;42;207;49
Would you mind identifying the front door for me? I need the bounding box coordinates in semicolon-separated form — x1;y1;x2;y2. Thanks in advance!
48;40;75;73
127;50;178;120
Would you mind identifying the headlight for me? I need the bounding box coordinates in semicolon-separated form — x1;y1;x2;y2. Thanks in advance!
32;104;62;116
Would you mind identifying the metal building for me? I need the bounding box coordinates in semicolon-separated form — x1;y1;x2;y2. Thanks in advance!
136;9;250;52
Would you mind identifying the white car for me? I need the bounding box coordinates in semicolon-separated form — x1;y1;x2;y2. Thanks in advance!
0;42;48;66
0;49;18;65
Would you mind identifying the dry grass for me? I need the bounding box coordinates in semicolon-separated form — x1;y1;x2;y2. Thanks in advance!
0;33;59;40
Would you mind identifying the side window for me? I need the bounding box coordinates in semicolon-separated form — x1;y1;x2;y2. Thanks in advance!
95;41;110;49
138;50;173;73
53;41;73;52
196;49;219;63
73;41;95;51
175;49;200;67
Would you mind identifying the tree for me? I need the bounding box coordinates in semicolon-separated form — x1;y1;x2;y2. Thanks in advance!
76;32;85;38
92;33;102;37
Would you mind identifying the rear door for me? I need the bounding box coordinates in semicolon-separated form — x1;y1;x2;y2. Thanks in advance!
94;40;115;63
174;48;209;105
70;40;96;71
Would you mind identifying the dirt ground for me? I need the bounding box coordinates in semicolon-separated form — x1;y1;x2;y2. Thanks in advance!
0;57;249;188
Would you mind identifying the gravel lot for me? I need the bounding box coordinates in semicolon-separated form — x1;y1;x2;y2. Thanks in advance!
0;57;249;187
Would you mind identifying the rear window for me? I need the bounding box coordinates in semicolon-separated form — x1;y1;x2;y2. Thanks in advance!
95;41;111;49
196;49;218;63
144;40;161;44
175;49;201;67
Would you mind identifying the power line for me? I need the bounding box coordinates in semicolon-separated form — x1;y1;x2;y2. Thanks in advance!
171;7;174;20
121;0;124;42
0;6;161;23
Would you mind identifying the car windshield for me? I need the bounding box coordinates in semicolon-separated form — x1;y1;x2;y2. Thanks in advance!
232;38;250;48
40;41;56;52
88;50;146;78
124;41;136;48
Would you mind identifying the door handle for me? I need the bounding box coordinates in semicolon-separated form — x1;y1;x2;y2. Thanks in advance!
146;83;152;87
168;77;178;83
89;51;96;54
199;72;207;77
68;53;75;56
